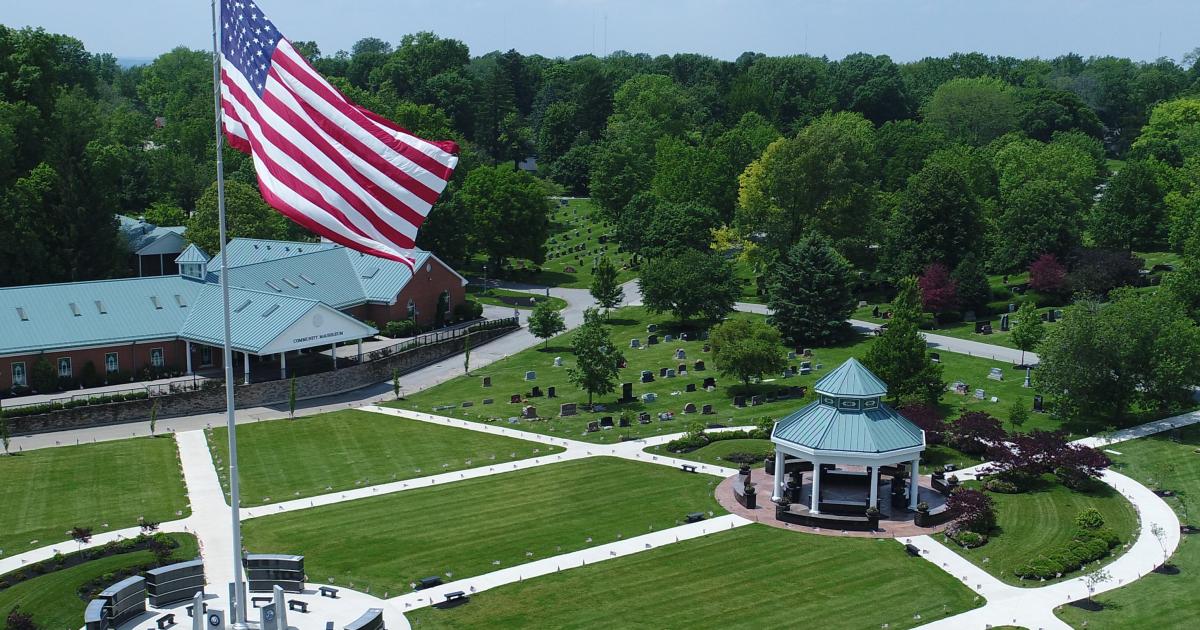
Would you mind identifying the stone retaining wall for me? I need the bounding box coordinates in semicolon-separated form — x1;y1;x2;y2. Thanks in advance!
8;326;517;436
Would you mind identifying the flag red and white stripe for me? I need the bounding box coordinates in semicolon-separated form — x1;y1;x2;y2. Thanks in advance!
218;2;458;267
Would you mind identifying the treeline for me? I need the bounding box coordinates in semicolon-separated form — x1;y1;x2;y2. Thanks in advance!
3;23;1200;287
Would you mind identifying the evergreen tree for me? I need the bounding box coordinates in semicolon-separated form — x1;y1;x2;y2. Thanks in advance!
952;258;992;314
528;300;566;348
766;233;854;346
566;308;624;406
590;256;624;311
1010;301;1045;366
863;277;944;404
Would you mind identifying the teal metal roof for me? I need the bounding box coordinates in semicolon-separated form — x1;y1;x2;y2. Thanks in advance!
175;244;211;264
118;215;187;254
772;400;924;454
206;238;338;271
813;357;888;398
179;286;324;353
0;276;207;355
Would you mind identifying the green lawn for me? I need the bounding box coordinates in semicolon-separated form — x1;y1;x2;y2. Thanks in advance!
205;410;562;507
947;478;1137;586
1055;424;1200;628
0;534;198;630
0;438;189;556
391;306;1041;444
467;286;568;311
647;438;774;468
242;457;724;595
460;199;636;289
406;524;981;629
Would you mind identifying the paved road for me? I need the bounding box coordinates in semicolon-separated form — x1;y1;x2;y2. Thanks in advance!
8;281;635;452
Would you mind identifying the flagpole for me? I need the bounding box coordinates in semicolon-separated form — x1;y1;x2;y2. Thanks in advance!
210;0;248;625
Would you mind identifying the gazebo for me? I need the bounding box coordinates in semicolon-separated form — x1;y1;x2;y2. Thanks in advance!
770;358;926;514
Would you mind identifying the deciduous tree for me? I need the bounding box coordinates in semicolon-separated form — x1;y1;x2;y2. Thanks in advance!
566;308;624;406
589;256;624;311
639;249;739;322
710;318;788;387
1010;301;1045;366
528;300;566;348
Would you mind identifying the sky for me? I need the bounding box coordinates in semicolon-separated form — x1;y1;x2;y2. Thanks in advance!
2;0;1198;65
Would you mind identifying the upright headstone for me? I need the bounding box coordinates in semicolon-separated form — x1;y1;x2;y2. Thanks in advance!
666;368;676;378
638;412;652;423
648;334;659;345
1000;313;1010;332
686;383;697;392
548;386;557;398
974;388;986;400
523;405;537;419
619;415;630;427
525;370;536;381
693;359;706;371
702;404;714;414
482;376;492;387
642;392;657;403
640;370;654;383
1033;395;1044;412
683;402;697;414
647;323;658;333
659;367;669;377
553;356;563;367
675;348;686;360
560;403;578;417
734;395;746;407
677;362;687;373
663;334;674;343
630;338;641;349
621;382;634;402
531;386;543;397
987;368;1004;381
702;376;717;388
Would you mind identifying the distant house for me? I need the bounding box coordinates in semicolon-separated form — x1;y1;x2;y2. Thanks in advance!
517;156;538;173
0;238;467;392
118;215;187;276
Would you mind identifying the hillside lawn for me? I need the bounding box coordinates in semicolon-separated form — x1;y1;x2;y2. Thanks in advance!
1055;424;1200;627
467;286;567;311
947;477;1137;587
0;437;189;555
406;524;981;629
0;534;198;630
205;410;562;507
241;457;724;595
390;306;1049;445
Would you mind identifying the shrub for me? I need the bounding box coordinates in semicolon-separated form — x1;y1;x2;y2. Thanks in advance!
1075;507;1105;530
984;478;1020;494
383;319;418;338
1015;556;1064;580
5;607;38;630
950;530;988;548
453;300;485;322
946;487;997;533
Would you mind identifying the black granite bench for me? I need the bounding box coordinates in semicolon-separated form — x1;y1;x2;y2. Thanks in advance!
288;599;308;613
905;544;922;557
157;613;176;629
418;576;443;590
186;603;207;617
818;499;868;516
686;512;705;523
444;591;467;602
319;586;339;598
251;596;272;608
681;464;697;473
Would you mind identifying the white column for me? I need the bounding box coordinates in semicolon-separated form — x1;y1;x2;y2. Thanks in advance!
771;448;784;502
909;457;921;511
357;338;363;361
243;352;251;385
869;465;879;509
331;342;338;370
810;459;822;514
185;341;193;374
279;352;287;381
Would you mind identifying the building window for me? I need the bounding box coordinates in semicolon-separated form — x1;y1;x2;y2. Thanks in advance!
839;398;861;410
200;346;213;367
821;396;835;406
11;362;26;387
57;357;72;378
407;298;416;318
864;398;879;410
104;352;119;374
150;348;165;368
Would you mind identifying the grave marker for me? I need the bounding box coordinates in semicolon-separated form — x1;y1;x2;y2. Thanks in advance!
683;402;697;414
560;403;578;417
693;359;706;371
640;370;654;383
702;404;714;414
482;376;492;387
522;405;537;419
525;370;537;381
548;386;557;398
642;392;658;403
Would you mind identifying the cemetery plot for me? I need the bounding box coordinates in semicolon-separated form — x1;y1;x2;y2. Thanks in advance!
1055;425;1200;627
393;307;1047;443
205;410;561;506
240;458;724;596
947;478;1136;586
0;437;189;555
406;525;980;629
0;534;199;630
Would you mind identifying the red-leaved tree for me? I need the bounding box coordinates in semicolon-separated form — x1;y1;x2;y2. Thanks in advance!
946;487;996;533
948;411;1008;455
986;429;1111;488
1028;253;1067;294
899;404;947;444
918;263;958;324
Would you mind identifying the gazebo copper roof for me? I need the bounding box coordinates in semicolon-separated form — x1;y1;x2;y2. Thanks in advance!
813;357;888;398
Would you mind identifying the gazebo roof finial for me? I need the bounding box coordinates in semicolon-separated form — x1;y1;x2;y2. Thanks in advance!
813;357;888;398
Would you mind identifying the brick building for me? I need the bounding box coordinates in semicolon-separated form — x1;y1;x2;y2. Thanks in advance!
0;238;466;394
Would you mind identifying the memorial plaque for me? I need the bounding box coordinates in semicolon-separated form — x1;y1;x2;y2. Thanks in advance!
686;383;696;392
525;370;537;380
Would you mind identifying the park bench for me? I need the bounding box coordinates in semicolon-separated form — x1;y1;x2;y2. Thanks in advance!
418;576;443;590
905;544;922;557
686;512;705;523
819;499;868;516
156;613;176;629
288;600;308;613
186;603;207;617
680;464;697;473
319;586;339;598
444;591;467;603
251;596;272;608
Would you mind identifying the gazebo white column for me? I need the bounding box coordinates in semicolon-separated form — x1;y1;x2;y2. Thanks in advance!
908;456;921;511
279;352;287;381
810;458;822;514
771;448;785;502
243;352;251;385
185;341;193;374
357;338;363;361
869;465;879;509
331;342;338;370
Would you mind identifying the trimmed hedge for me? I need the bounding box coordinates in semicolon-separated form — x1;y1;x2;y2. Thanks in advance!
1013;528;1121;580
666;426;772;453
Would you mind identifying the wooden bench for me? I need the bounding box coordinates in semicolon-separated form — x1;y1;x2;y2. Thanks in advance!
319;586;339;598
444;591;467;602
680;464;697;473
156;613;176;629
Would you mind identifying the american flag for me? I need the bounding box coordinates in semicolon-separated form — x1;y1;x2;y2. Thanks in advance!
218;1;459;266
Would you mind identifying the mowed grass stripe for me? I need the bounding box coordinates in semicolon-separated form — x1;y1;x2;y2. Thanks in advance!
241;457;723;594
0;437;188;554
206;410;561;506
406;525;980;629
